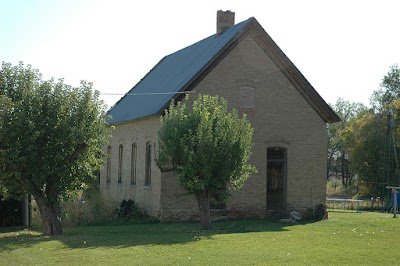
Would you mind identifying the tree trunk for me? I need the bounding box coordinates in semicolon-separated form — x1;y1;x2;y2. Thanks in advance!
196;191;212;230
35;197;63;235
341;152;346;187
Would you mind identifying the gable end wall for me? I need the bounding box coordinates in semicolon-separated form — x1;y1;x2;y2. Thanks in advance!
160;33;328;219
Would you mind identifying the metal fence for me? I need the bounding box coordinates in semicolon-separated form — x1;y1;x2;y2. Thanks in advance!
326;198;385;212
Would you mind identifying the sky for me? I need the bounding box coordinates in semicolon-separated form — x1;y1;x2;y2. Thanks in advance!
1;0;400;109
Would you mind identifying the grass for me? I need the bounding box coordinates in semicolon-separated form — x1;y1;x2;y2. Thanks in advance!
326;179;358;199
1;212;400;265
326;178;388;212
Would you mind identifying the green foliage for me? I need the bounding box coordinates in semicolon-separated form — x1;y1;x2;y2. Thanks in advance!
328;98;367;184
32;195;157;228
343;65;400;197
0;62;111;234
371;64;400;109
326;178;359;199
327;65;400;200
341;111;387;197
114;199;157;223
156;94;256;229
157;95;256;195
305;203;328;221
60;193;117;227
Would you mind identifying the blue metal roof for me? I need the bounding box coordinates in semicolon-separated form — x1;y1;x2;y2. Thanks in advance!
107;18;252;124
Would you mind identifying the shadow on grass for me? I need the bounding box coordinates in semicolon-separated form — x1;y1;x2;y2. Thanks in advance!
0;219;299;251
0;228;52;251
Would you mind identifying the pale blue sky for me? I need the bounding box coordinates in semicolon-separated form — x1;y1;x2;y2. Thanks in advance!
1;0;400;108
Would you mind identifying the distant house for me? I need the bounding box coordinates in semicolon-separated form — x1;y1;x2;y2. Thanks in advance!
100;10;340;220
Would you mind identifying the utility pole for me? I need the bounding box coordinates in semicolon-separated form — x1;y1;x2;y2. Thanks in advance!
389;107;400;185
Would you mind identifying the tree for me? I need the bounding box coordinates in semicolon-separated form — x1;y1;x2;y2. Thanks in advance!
156;95;256;230
340;64;400;200
371;64;400;110
341;110;385;197
328;98;367;186
0;62;111;235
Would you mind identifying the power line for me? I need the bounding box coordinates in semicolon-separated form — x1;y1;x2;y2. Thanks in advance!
101;91;196;96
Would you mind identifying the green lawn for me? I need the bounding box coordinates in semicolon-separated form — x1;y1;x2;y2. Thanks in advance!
1;212;399;265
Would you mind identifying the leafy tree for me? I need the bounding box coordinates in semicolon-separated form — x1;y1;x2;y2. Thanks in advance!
340;64;400;200
371;64;400;110
0;62;111;235
156;95;256;230
328;98;367;186
341;110;385;197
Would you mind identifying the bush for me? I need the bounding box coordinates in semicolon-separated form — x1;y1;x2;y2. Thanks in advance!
306;204;328;221
31;193;118;228
62;192;117;226
115;199;156;223
32;190;159;228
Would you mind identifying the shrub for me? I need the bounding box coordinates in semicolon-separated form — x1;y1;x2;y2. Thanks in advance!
62;192;117;226
32;191;159;228
116;199;142;219
306;203;328;221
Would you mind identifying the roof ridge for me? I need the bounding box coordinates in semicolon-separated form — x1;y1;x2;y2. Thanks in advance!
164;17;253;58
107;17;252;123
107;16;339;124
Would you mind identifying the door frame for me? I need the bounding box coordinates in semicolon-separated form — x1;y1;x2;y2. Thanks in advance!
266;147;287;211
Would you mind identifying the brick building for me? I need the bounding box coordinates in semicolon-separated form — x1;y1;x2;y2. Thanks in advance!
100;11;340;220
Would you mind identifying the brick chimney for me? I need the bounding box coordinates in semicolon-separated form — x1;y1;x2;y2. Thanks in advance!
216;10;235;35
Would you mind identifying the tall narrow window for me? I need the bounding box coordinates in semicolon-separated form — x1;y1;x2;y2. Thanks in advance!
145;142;152;186
106;146;111;183
131;143;137;185
118;145;123;183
